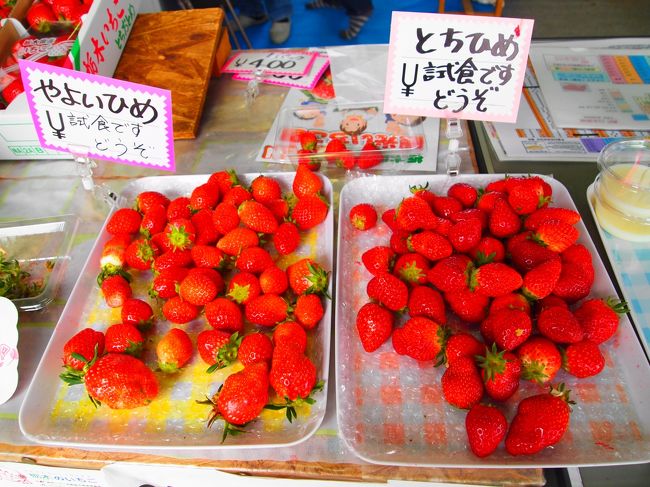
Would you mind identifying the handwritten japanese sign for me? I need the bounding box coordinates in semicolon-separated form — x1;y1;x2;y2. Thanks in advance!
19;60;174;171
222;50;318;76
232;55;330;90
73;0;138;77
384;12;534;122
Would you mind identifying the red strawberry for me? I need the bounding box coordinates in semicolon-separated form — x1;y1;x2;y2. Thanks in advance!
466;404;507;458
517;336;561;384
26;2;57;33
356;302;394;353
61;328;104;371
238;200;278;234
287;258;330;296
561;244;594;283
294;293;324;329
448;218;483;253
381;208;398;231
245;294;290;327
215;362;269;429
392;316;447;362
270;349;317;401
476;190;505;213
157;328;193;373
100;274;132;308
179;272;218;306
191;208;220;245
562;340;605;378
291;194;329;230
573;297;628;344
140;204;167;237
427;255;472;293
367;272;409;311
99;234;131;274
162;296;199;324
152;249;193;273
505;384;573;456
524;207;581;231
239;332;273;366
217;227;259;256
361;246;395;276
441;356;484;409
191;245;226;269
52;0;86;24
478;344;522;401
1;78;23;105
448;182;478;208
212;202;240;235
106;208;142;235
197;329;240;371
104;323;144;357
395;196;436;232
552;262;593;303
135;190;169;213
469;262;522;298
507;178;546;215
163;218;195;251
532;221;579;253
431;195;463;218
222;185;252;207
489;293;531;315
205;297;244;332
259;265;288;295
443;332;484;367
444;288;490;323
234;246;274;274
509;235;558;273
324;139;347;165
227;272;262;305
84;353;158;409
124;238;158;271
207;169;239;195
488;199;521;238
450;208;488;229
390;230;410;254
407;285;446;324
149;267;188;299
299;130;318;151
273;221;301;255
121;298;154;329
166;196;192;220
349;203;377;231
409;231;453;262
480;308;532;351
251;175;282;204
274;321;307;353
409;183;437;207
357;141;384;169
297;148;318;170
190;182;219;211
393;252;429;285
521;257;562;300
188;267;225;294
468;236;505;264
537;305;584;344
293;164;323;198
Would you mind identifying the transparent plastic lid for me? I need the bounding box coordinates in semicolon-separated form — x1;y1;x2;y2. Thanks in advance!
0;214;79;312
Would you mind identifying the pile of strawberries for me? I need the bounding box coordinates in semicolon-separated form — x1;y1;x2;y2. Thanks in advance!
59;167;331;440
295;130;384;171
352;175;628;458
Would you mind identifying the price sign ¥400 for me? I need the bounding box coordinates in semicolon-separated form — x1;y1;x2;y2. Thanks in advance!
222;50;318;76
19;60;175;171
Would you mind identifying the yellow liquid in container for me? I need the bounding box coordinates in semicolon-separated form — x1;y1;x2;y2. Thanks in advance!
599;163;650;219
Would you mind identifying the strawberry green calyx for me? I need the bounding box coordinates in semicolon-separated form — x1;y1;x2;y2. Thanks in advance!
227;283;252;304
305;262;331;299
206;332;242;374
265;380;325;423
605;297;629;315
59;343;101;386
96;267;131;286
549;383;575;410
476;343;506;382
167;224;192;251
196;394;248;443
396;261;426;284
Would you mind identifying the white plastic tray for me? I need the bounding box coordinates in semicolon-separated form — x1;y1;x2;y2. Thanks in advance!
335;174;650;468
586;183;650;360
19;173;333;450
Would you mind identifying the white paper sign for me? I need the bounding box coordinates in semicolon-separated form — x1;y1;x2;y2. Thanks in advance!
233;55;330;90
19;59;175;171
0;462;104;487
222;50;318;76
0;297;18;406
384;12;534;123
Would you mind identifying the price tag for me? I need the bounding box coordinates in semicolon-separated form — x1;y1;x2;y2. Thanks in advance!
19;59;175;171
232;55;330;90
384;12;534;123
222;50;318;76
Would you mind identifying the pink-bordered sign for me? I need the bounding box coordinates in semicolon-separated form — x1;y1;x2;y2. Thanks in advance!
384;12;534;123
222;50;318;76
18;60;175;171
232;55;330;90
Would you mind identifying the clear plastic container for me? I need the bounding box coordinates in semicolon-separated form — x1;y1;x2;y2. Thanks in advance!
593;138;650;242
273;101;426;170
0;215;79;311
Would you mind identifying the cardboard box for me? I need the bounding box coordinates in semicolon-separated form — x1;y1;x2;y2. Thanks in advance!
0;0;139;160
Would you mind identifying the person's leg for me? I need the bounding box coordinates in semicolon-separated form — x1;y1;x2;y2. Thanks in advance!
339;0;373;40
267;0;293;44
306;0;342;9
234;0;268;30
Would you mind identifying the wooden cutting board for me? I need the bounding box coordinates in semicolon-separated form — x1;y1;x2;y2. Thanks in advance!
113;8;225;139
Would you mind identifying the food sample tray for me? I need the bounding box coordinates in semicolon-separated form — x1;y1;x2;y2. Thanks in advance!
19;173;333;450
587;183;650;359
335;174;650;468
